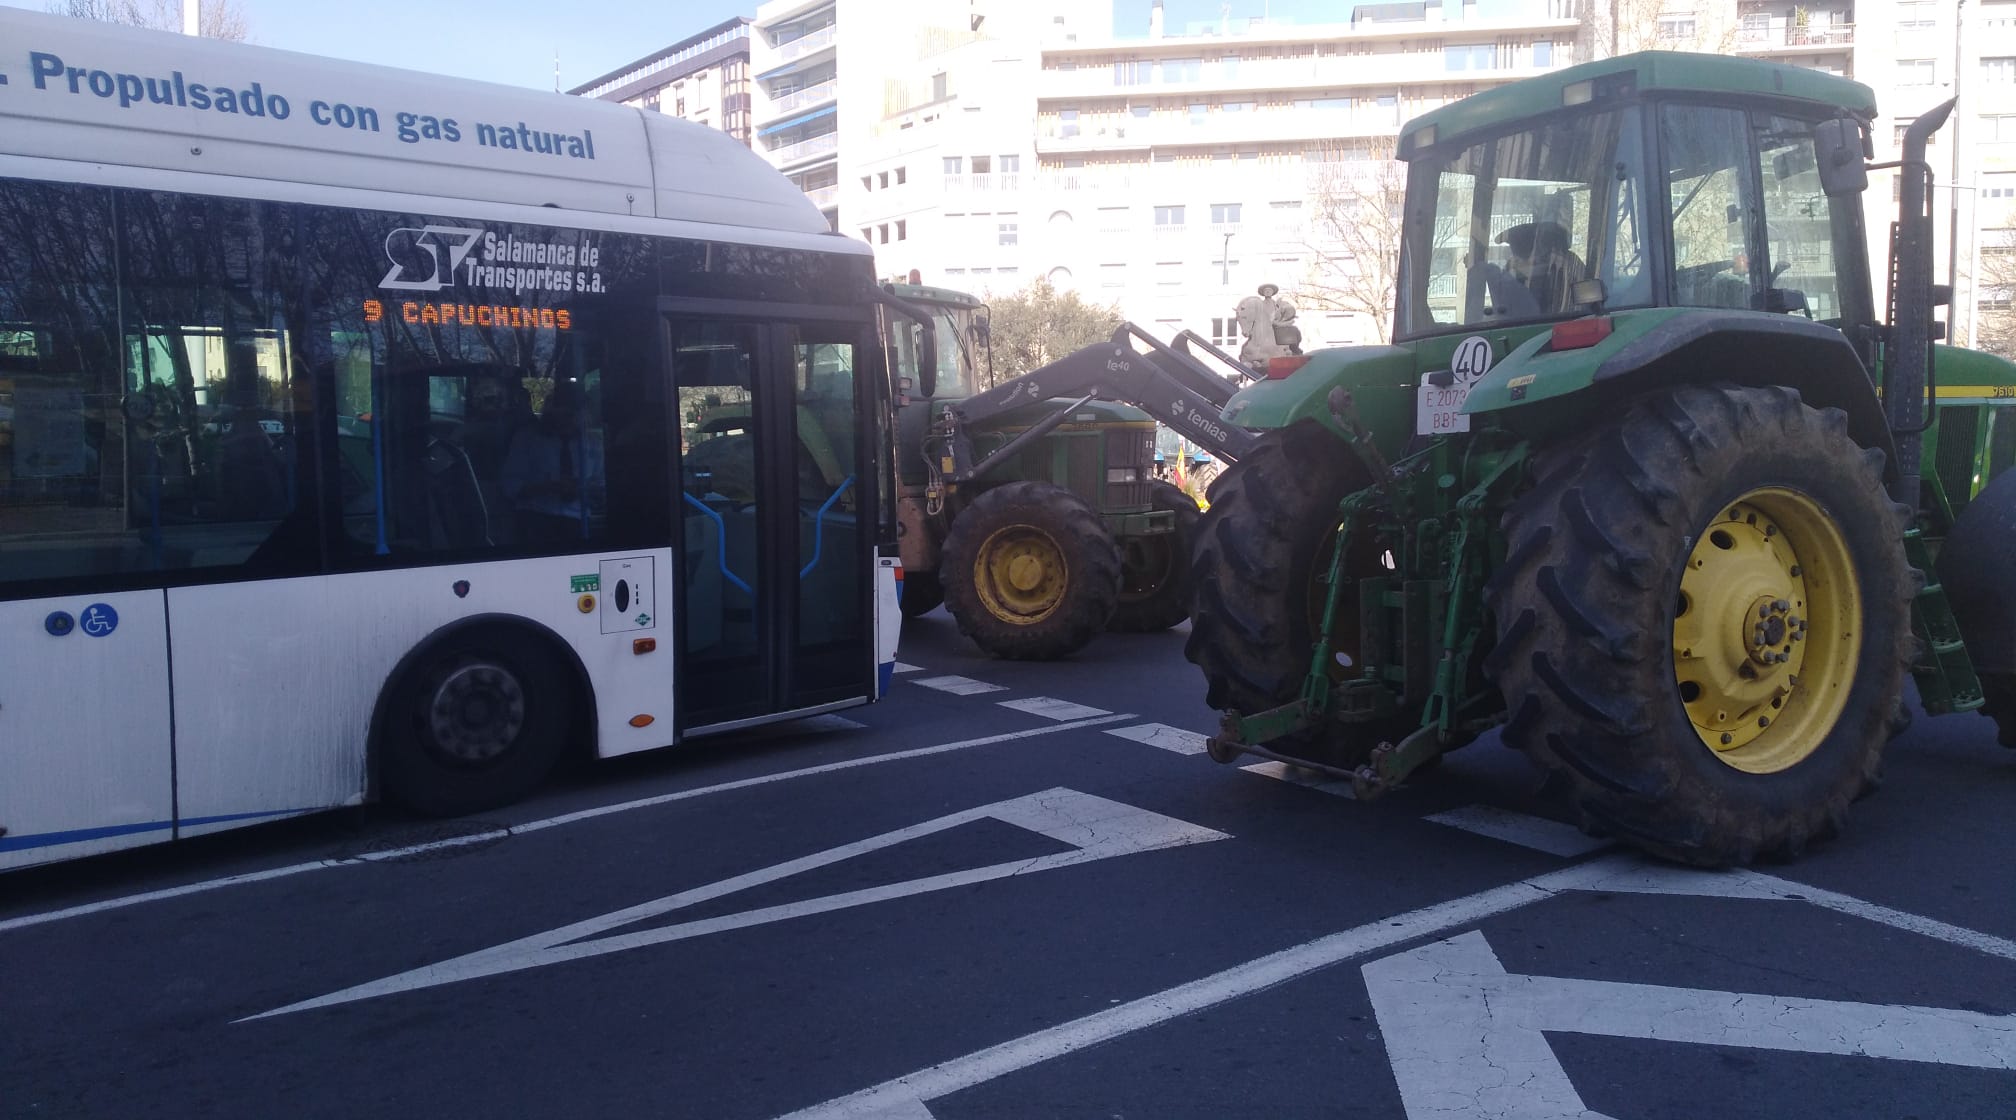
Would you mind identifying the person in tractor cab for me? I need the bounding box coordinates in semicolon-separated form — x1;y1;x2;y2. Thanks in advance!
1481;220;1586;318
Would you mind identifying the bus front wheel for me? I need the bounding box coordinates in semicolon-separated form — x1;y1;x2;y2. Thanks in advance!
382;627;577;817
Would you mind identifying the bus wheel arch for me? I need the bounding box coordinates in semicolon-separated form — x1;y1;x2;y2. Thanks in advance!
370;614;596;817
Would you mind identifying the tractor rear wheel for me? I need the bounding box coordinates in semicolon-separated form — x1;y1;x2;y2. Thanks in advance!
1485;384;1915;866
940;481;1121;659
1184;421;1393;765
1109;481;1202;633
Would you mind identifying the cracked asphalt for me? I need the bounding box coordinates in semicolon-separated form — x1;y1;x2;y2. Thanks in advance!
3;609;2012;1119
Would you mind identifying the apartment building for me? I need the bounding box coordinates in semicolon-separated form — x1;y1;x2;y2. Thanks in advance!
750;0;843;229
570;18;753;144
841;0;1582;348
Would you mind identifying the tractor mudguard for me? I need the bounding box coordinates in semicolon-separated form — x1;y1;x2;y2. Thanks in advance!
1219;345;1418;461
1942;467;2016;677
1462;308;1896;471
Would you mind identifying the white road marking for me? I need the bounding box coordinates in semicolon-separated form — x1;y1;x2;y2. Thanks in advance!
773;857;1630;1120
891;662;924;675
774;855;2016;1119
1366;929;2016;1120
998;697;1112;722
1106;722;1211;755
1424;805;1610;858
0;713;1137;934
244;789;1228;1020
1563;862;2016;964
911;675;1006;696
1240;760;1356;797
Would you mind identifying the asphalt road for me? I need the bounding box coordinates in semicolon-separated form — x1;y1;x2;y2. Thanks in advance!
5;608;2015;1119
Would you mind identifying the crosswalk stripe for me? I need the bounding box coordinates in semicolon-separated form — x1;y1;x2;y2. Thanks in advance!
1000;697;1113;721
911;675;1007;696
1424;805;1609;857
1105;723;1211;755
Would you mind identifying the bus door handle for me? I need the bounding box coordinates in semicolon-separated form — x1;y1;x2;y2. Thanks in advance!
680;492;753;595
800;476;855;578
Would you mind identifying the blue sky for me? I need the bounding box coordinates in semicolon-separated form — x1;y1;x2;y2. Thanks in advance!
9;0;1531;90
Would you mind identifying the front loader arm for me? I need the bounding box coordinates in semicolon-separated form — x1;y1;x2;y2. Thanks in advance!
942;322;1259;483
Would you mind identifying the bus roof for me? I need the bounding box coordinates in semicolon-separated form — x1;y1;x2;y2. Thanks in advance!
1398;51;1879;154
0;8;848;247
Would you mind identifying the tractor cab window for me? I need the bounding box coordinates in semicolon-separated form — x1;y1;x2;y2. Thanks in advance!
1753;114;1844;322
1398;108;1638;338
1662;105;1764;310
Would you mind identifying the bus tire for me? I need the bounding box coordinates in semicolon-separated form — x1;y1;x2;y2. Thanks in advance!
381;624;579;817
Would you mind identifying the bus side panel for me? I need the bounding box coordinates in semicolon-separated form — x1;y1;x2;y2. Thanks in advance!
166;552;678;834
875;555;901;698
0;591;174;871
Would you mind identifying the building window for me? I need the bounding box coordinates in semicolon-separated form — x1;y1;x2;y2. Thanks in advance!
1897;1;1936;28
1443;44;1494;71
896;167;908;184
861;175;873;190
1986;57;2016;84
1210;317;1240;346
933;72;948;100
998;219;1018;246
897;220;908;240
1899;59;1935;85
1159;57;1201;82
1100;263;1125;287
1985;176;2016;200
1188;102;1207;126
944;156;963;174
1058;108;1080;138
972;155;992;174
999;154;1021;173
878;224;889;243
1154;205;1185;227
1131;104;1152;120
1223;100;1253;113
879;171;890;188
1534;40;1553;67
1985;115;2016;142
1114;60;1153;86
1210;203;1241;225
1098;206;1129;232
1157;261;1182;286
1656;17;1696;42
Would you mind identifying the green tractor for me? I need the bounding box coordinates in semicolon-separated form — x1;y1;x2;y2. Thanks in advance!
885;283;1255;659
1187;52;2016;866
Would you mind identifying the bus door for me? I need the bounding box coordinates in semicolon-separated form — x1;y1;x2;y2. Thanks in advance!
670;317;873;730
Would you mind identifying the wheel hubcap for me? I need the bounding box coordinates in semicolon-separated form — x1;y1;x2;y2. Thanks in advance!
427;662;527;764
1672;490;1861;773
975;526;1067;623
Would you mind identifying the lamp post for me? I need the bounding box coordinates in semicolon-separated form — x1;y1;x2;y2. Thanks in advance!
1221;231;1234;286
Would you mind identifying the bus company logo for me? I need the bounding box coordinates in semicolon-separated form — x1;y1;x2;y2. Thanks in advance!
379;225;483;292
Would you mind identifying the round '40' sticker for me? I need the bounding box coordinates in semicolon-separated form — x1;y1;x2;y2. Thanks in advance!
1451;336;1494;386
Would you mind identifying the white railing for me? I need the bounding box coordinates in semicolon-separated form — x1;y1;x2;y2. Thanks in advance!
803;184;839;209
941;172;1023;193
764;78;837;118
768;130;839;165
773;24;835;64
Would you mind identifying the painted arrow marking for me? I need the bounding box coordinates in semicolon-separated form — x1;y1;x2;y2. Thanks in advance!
1364;929;2016;1120
243;788;1227;1021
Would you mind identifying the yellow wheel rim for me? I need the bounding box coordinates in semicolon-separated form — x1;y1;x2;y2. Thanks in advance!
974;525;1068;624
1673;488;1862;774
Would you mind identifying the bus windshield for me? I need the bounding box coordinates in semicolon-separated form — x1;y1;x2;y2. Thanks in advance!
1397;107;1646;338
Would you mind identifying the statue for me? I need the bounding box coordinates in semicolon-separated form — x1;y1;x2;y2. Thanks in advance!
1235;283;1301;370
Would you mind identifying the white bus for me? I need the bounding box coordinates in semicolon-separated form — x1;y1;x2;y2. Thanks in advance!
0;9;919;870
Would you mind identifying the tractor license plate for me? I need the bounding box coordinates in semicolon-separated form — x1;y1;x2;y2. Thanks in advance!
1417;383;1471;435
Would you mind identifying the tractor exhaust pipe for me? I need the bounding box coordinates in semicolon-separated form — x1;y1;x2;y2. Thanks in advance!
1886;97;1956;510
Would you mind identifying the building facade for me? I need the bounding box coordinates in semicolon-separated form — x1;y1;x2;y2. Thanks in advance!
750;0;843;228
570;19;753;144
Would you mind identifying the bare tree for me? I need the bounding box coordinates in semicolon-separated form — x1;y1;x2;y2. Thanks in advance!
1974;230;2016;362
1299;141;1406;344
52;0;250;40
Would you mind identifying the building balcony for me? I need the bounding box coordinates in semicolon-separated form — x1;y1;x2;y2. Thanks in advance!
1037;107;1405;153
941;172;1023;193
759;78;837;122
1736;23;1854;52
804;184;839;210
770;24;835;66
1037;57;1564;109
767;129;839;167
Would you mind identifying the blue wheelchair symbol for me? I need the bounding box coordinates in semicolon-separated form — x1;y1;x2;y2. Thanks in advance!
80;603;119;637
